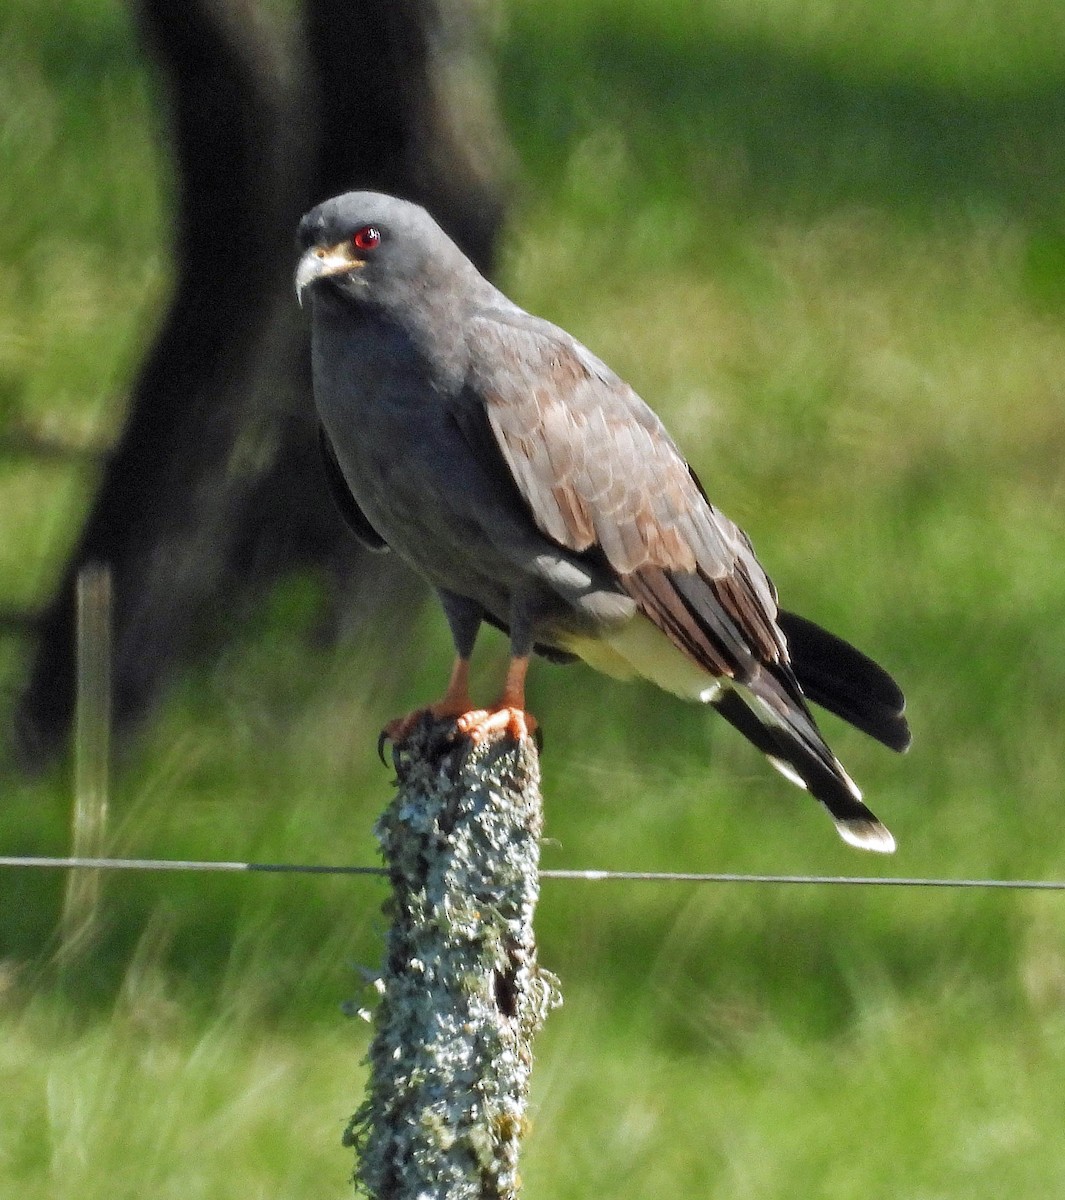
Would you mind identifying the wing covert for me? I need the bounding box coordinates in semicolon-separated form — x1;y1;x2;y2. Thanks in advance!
464;310;788;679
468;313;739;577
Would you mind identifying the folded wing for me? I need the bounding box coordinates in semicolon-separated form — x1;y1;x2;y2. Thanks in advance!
461;307;905;849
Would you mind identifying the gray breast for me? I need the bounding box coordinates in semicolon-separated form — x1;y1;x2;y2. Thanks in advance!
311;308;524;610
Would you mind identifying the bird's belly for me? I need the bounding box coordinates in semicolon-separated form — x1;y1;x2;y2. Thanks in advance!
319;401;623;638
343;452;526;610
559;614;722;702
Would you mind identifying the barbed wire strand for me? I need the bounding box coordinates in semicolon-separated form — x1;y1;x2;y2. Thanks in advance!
1;854;1064;890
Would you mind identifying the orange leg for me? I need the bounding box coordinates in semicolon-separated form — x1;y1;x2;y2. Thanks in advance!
434;657;475;718
382;657;474;744
382;655;538;752
455;655;538;743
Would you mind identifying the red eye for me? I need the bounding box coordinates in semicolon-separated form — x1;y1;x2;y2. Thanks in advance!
352;225;381;252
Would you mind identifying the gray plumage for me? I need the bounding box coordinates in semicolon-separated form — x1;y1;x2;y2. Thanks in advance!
296;191;910;852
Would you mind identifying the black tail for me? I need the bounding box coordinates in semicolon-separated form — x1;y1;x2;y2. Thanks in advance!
777;610;911;753
713;682;896;853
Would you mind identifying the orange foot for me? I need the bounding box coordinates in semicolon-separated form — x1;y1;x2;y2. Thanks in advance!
379;697;471;759
454;706;539;744
379;656;475;756
377;703;539;762
378;655;540;760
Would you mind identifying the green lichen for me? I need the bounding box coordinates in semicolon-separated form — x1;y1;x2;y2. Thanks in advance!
348;722;561;1199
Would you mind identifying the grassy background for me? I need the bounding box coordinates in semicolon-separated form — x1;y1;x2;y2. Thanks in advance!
2;0;1065;1194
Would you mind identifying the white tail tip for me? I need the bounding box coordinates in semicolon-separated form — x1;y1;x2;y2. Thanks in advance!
834;818;897;854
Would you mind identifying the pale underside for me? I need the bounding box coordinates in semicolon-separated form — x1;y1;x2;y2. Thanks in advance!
558;612;896;854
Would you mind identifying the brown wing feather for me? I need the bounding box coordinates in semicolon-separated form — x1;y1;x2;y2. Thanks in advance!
472;318;726;572
467;311;788;683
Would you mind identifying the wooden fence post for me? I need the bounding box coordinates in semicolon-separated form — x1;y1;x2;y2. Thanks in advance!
347;719;559;1199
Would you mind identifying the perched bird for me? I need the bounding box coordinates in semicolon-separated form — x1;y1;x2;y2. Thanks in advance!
296;191;910;852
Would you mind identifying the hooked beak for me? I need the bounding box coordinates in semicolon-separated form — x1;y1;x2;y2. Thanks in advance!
295;244;364;307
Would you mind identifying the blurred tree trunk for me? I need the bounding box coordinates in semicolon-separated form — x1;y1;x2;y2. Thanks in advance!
13;0;509;766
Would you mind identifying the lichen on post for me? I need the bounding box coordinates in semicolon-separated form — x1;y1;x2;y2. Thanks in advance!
347;718;560;1199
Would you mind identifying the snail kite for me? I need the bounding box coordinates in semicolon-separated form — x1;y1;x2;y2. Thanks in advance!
296;192;910;852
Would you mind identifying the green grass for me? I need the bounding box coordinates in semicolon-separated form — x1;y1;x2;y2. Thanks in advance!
7;975;1065;1199
3;0;1065;1193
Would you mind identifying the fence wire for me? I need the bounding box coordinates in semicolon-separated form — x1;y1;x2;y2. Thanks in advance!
1;854;1064;890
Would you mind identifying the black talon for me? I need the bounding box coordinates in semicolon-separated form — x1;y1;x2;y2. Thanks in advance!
376;728;391;766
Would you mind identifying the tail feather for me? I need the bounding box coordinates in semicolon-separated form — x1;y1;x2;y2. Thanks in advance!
616;564;906;850
777;610;911;752
713;685;896;853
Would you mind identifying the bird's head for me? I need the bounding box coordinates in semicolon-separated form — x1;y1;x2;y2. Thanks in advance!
295;191;474;314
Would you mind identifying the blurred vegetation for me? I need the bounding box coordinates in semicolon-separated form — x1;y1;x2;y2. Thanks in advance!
2;0;1065;1195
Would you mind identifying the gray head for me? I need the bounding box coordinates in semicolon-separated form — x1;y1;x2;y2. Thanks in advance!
295;191;482;316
